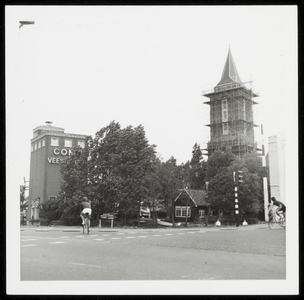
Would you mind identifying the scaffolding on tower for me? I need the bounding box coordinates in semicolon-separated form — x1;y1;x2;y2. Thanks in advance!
202;80;261;157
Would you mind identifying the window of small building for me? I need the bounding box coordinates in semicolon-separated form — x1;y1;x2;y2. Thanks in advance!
175;206;191;217
199;209;205;217
182;207;191;217
64;139;73;147
51;137;59;146
38;140;41;149
34;143;37;150
42;139;45;147
78;140;85;148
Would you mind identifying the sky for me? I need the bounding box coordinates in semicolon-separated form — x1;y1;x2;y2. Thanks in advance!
6;6;298;294
6;5;297;187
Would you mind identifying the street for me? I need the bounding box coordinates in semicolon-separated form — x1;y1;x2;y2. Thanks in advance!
21;224;285;280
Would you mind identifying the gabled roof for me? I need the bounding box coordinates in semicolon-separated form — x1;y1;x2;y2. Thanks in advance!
174;188;210;207
216;48;242;87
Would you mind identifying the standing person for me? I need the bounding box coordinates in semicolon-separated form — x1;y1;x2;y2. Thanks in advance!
271;197;286;220
80;197;92;225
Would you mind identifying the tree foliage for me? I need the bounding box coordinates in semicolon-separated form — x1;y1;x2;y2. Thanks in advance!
206;149;264;218
59;121;157;225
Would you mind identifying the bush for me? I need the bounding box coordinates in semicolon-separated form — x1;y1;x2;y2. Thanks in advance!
39;218;49;226
39;199;62;225
60;205;81;226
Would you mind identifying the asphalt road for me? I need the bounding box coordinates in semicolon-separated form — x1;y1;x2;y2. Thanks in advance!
21;225;285;280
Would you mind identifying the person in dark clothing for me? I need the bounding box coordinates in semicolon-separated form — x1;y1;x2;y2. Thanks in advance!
80;197;92;225
271;197;286;220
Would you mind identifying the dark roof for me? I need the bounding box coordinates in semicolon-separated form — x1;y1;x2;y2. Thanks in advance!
216;48;242;87
175;188;210;207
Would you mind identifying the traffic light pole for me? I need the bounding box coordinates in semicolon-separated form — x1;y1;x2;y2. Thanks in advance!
235;185;239;227
233;170;243;227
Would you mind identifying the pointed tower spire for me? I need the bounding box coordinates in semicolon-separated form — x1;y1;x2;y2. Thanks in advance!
216;48;242;87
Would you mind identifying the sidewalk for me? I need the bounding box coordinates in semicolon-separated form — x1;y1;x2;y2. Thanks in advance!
20;222;270;232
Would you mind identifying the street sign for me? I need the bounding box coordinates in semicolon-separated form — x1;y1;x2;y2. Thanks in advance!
100;214;115;220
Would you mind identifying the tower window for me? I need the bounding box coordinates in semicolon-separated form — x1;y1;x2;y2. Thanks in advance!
243;99;246;120
31;144;34;152
38;140;41;149
223;122;229;135
42;139;45;147
222;99;228;122
34;143;37;150
64;139;73;147
51;137;59;146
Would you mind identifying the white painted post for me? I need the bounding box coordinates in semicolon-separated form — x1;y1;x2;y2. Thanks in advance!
263;177;269;221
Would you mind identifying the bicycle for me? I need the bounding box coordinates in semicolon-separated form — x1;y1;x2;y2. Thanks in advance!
268;209;286;229
83;213;90;234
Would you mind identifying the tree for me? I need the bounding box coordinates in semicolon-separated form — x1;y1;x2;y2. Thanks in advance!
154;157;184;224
59;121;158;226
187;143;207;189
206;149;263;220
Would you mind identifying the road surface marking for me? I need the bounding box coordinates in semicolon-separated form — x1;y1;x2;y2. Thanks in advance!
76;236;85;238
21;244;37;247
60;236;70;238
177;233;185;235
94;239;104;241
187;232;196;234
117;233;125;235
165;234;173;236
152;235;161;237
102;234;109;236
90;235;99;237
125;237;135;239
49;241;66;244
110;238;120;240
138;236;147;238
70;263;107;269
129;232;137;234
21;239;37;241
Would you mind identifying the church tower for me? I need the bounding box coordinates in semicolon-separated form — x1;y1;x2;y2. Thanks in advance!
203;49;259;156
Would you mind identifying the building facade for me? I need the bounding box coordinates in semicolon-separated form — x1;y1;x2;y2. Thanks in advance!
203;49;259;156
268;133;286;204
27;122;88;224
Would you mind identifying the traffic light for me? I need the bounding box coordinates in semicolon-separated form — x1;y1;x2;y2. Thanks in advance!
238;170;243;184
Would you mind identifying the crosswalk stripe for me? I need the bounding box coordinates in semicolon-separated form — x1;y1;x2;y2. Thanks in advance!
49;241;66;244
21;244;37;247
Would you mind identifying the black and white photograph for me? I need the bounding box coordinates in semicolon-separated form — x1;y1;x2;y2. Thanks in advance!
6;5;298;295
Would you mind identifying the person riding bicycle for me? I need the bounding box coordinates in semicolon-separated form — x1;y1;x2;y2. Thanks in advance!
80;197;92;225
271;197;286;221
